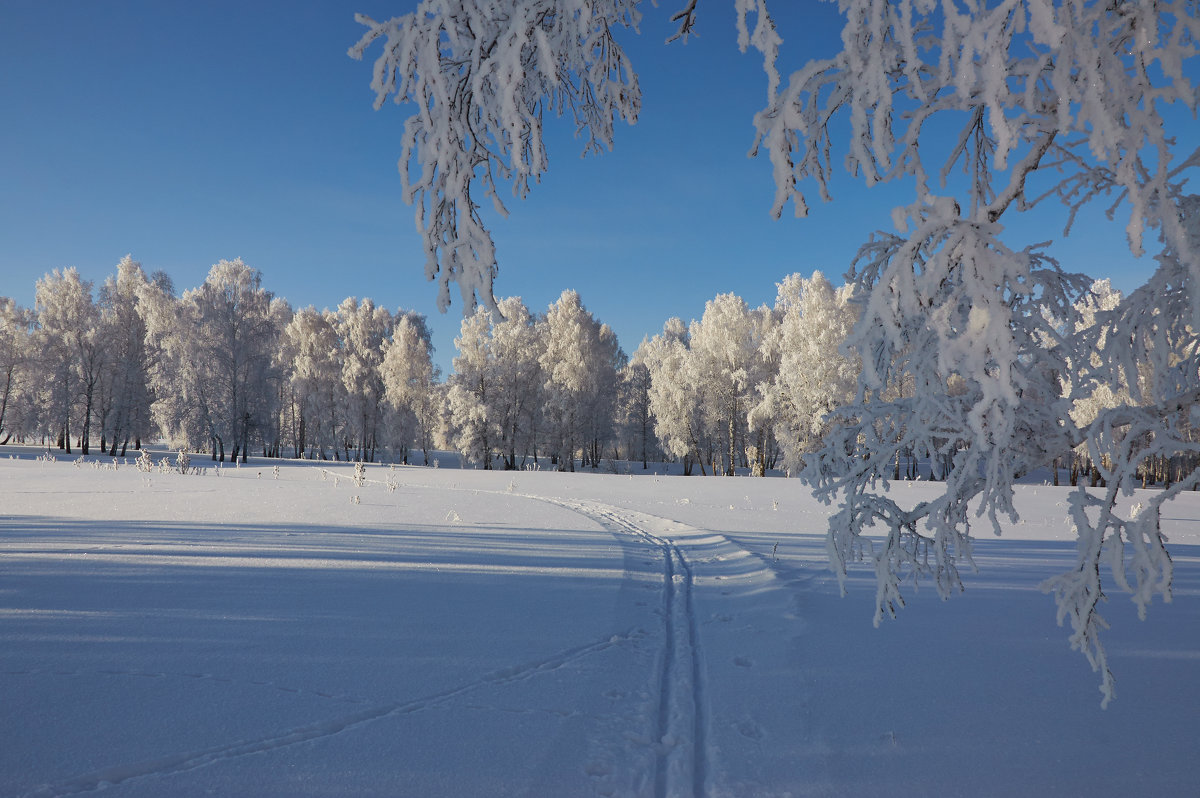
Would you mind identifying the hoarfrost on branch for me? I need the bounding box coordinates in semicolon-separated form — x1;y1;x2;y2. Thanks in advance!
355;0;1200;704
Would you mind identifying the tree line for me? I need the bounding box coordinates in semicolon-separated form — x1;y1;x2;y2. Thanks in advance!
1;256;862;470
0;257;438;465
0;256;1182;484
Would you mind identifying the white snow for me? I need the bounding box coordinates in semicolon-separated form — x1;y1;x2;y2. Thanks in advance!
2;449;1197;796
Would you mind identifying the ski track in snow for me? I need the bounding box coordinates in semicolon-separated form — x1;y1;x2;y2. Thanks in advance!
531;495;783;798
8;470;791;798
560;501;708;798
17;632;633;798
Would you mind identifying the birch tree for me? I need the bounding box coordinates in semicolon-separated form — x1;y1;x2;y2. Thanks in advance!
146;260;282;462
617;347;656;469
642;317;707;475
751;272;859;475
0;298;36;445
96;256;155;456
489;296;545;469
334;298;393;462
446;306;497;466
381;311;441;464
538;290;621;470
768;1;1200;706
281;307;347;459
34;268;107;454
688;293;770;475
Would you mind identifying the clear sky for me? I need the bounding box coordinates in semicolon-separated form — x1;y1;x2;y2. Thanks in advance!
1;1;1190;375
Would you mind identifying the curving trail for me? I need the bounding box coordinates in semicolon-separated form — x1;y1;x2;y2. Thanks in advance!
533;495;786;798
2;461;806;798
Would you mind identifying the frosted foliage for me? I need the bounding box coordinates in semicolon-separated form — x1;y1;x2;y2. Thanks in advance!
350;0;643;313
1057;280;1131;431
641;317;701;466
351;1;778;311
139;260;283;462
539;290;622;470
616;355;655;467
751;272;859;473
281;307;345;459
359;0;1200;703
97;256;155;455
755;0;1199;261
687;293;769;476
0;298;36;442
334;298;394;461
381;314;440;462
35;268;106;454
780;2;1200;706
447;306;497;465
489;297;545;469
443;296;544;468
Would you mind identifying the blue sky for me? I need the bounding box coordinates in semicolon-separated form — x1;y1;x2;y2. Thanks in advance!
0;1;1188;375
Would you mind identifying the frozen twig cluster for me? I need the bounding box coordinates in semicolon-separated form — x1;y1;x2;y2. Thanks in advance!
778;1;1200;706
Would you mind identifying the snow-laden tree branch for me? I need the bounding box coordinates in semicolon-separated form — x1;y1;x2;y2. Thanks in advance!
356;0;1200;704
350;0;779;313
349;0;645;313
779;1;1200;706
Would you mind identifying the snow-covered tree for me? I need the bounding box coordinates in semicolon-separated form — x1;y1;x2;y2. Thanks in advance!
144;260;283;462
381;311;441;464
136;273;200;451
445;296;551;468
348;0;662;313
358;1;1200;702
642;317;707;475
34;268;107;454
751;272;859;475
446;306;497;466
489;296;545;469
688;293;770;475
334;298;393;462
96;256;155;456
281;306;347;459
0;297;36;445
579;322;625;468
538;290;622;470
616;346;657;469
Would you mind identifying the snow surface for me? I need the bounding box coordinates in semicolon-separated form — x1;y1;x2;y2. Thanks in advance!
1;449;1197;797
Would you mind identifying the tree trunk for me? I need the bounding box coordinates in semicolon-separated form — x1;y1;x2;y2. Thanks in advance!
727;403;736;477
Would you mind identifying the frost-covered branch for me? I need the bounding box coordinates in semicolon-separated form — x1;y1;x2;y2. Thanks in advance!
350;0;645;313
354;0;1200;703
352;0;782;313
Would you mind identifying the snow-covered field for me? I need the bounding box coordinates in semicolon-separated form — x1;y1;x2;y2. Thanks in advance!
2;449;1197;797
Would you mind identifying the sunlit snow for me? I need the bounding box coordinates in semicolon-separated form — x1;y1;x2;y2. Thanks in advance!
2;449;1197;796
